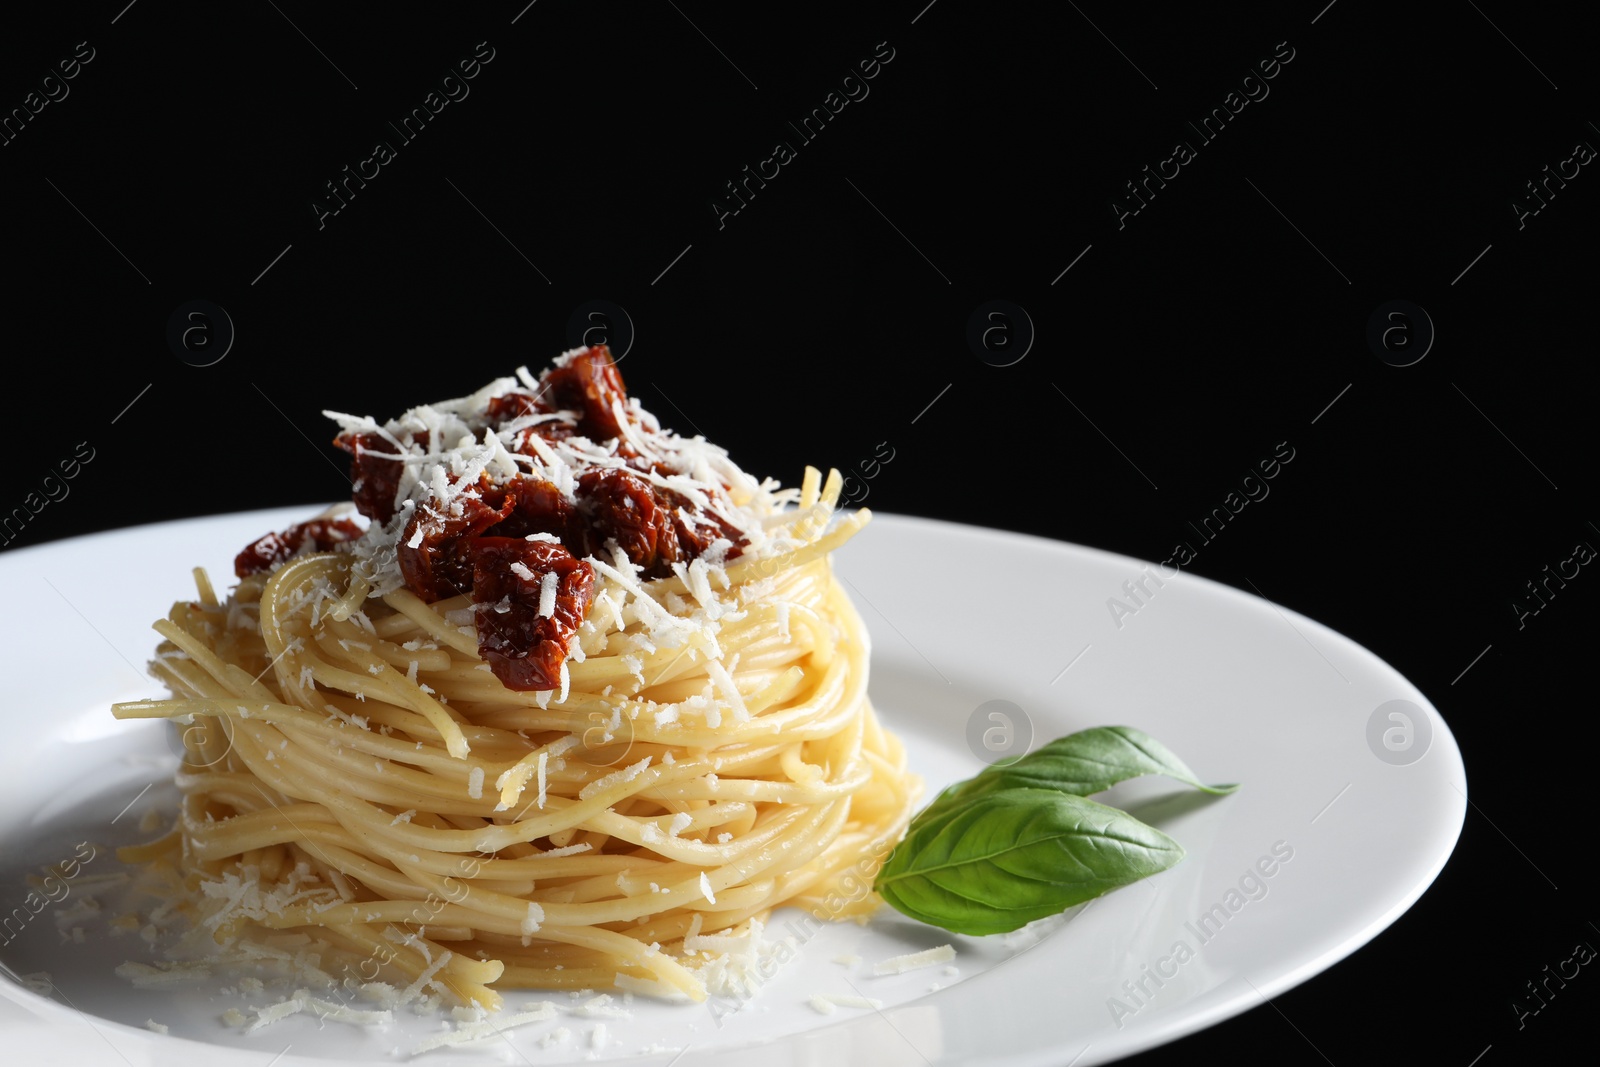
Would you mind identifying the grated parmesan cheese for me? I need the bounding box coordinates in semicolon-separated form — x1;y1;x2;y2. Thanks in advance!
569;994;632;1020
872;944;956;976
577;756;651;800
243;989;393;1034
397;950;453;1005
409;1003;558;1055
681;918;805;1004
116;960;212;988
808;993;883;1012
704;657;748;722
612;972;684;999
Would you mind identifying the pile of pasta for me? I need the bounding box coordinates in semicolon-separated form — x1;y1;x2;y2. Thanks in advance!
113;469;919;1009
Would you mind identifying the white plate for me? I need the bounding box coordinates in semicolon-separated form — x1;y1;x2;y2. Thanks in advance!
0;508;1465;1065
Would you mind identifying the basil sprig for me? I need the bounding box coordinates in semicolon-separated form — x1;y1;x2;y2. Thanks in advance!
874;726;1235;935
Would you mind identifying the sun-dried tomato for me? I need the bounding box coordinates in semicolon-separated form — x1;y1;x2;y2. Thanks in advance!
334;430;427;524
397;487;516;602
234;518;364;578
541;346;631;443
471;537;595;691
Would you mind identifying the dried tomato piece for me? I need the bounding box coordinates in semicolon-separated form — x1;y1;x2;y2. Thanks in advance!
657;487;745;563
484;476;579;548
234;518;364;578
485;391;549;422
472;537;595;691
397;488;516;601
540;346;630;443
334;431;426;524
575;468;682;577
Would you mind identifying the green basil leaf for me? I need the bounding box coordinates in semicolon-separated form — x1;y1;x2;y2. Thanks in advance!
931;726;1236;818
874;787;1185;936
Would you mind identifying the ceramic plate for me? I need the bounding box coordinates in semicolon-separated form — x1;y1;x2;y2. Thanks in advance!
0;508;1465;1064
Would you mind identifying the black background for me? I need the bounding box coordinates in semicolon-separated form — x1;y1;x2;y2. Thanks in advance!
2;2;1594;1063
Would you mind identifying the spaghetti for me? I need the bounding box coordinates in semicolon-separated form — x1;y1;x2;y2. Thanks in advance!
111;346;918;1009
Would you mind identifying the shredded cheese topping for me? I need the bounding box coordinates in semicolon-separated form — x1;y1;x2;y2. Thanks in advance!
321;349;790;600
